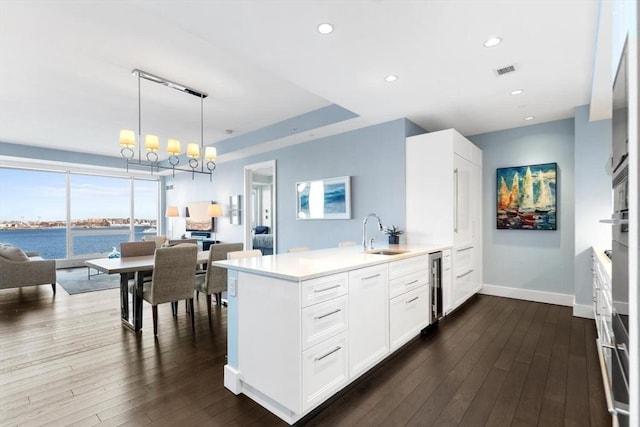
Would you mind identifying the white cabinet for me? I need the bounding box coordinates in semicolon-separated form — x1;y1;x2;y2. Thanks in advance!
301;332;348;412
406;129;482;314
592;248;613;346
388;255;429;351
442;249;452;313
348;264;389;379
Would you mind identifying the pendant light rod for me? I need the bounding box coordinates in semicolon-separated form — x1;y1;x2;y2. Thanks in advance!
132;69;208;99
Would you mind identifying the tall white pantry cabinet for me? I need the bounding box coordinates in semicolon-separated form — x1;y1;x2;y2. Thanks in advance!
406;129;483;314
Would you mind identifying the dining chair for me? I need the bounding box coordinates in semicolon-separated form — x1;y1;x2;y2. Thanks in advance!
135;243;198;336
142;235;167;248
168;238;198;246
338;241;357;247
120;241;157;282
194;242;244;321
227;249;262;260
288;246;309;253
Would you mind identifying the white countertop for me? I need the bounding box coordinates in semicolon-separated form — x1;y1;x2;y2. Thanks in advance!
212;244;449;281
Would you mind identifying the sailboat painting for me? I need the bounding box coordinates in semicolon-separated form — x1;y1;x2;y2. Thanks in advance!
496;162;557;230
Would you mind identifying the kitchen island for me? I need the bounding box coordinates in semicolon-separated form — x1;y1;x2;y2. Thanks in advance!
213;244;448;424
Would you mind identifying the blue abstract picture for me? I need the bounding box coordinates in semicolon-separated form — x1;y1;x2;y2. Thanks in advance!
296;176;351;220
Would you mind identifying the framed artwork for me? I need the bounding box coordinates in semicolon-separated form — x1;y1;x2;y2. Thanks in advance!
230;195;241;225
496;162;557;230
296;176;351;220
185;201;213;231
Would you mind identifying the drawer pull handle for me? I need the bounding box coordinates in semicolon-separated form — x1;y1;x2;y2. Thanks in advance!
315;346;342;361
456;246;473;252
456;269;474;279
405;279;419;286
314;284;341;293
362;273;381;281
406;296;419;304
315;309;342;320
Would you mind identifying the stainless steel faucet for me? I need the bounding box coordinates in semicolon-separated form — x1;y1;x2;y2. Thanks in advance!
362;213;384;250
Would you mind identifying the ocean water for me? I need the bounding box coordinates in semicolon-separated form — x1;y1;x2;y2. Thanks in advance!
0;226;153;260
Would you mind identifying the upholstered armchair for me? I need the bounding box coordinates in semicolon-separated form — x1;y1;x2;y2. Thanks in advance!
194;242;243;320
0;245;57;294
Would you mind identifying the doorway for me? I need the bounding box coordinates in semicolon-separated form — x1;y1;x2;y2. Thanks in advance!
244;160;276;254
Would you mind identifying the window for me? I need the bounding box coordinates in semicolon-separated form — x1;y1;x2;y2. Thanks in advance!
0;167;159;260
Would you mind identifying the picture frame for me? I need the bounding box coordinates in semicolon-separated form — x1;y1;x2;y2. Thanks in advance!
496;162;557;230
230;195;241;225
296;176;351;220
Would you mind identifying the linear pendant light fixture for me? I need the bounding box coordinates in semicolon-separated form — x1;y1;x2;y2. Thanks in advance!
119;69;217;181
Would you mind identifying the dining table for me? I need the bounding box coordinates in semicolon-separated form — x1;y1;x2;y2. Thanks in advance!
85;250;210;332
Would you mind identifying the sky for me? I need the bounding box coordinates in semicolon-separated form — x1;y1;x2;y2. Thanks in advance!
0;168;158;221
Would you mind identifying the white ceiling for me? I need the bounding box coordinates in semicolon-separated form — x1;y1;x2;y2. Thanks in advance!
0;0;602;162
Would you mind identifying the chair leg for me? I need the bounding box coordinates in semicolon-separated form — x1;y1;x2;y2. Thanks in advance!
206;294;212;321
171;301;177;317
189;298;195;329
152;305;158;336
51;283;56;294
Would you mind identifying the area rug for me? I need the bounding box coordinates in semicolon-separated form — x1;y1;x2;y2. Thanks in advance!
57;267;120;295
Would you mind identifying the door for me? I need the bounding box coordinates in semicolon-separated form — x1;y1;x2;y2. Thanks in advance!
244;160;276;254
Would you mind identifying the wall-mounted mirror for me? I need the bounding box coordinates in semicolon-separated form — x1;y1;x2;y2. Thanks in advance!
244;160;276;255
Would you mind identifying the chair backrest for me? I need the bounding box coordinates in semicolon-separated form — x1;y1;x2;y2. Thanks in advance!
227;249;262;260
338;241;357;247
149;243;198;304
120;241;156;258
168;238;198;246
288;246;309;253
143;235;167;248
202;243;244;293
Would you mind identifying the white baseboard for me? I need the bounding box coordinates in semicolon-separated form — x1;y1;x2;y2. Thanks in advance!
573;303;595;319
480;284;574;307
224;364;242;395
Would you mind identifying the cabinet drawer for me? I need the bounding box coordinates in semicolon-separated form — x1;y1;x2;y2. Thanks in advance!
301;273;348;308
389;269;428;299
442;250;452;268
454;245;474;270
389;285;429;351
389;255;428;280
302;296;348;351
302;332;348;412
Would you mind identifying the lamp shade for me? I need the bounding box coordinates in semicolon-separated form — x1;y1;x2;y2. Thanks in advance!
144;134;160;152
167;139;181;155
119;129;136;148
208;203;223;217
186;143;200;159
204;146;217;161
165;206;179;217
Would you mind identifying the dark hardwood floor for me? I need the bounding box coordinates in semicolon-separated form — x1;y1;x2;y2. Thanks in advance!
0;283;609;426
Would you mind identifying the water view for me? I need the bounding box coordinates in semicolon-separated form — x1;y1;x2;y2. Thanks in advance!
0;226;156;260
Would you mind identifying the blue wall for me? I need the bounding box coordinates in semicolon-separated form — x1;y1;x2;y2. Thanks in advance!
573;105;612;307
166;118;418;252
469;119;576;296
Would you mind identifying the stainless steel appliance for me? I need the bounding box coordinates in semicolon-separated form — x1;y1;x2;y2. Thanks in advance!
608;38;630;427
429;251;443;324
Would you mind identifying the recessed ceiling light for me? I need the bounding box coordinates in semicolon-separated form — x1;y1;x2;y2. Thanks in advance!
385;75;398;82
484;37;502;48
523;116;535;121
317;23;334;34
510;89;524;95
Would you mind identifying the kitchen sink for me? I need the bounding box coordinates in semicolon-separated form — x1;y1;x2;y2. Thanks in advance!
366;249;408;256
